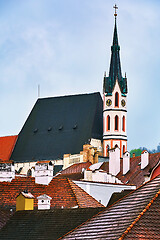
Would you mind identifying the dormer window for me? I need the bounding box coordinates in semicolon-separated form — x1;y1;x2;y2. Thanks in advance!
59;125;63;130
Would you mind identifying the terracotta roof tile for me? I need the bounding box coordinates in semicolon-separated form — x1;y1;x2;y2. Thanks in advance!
61;174;160;239
68;179;104;208
0;177;104;209
121;190;160;239
57;161;92;180
0;136;17;163
61;161;92;175
117;152;160;187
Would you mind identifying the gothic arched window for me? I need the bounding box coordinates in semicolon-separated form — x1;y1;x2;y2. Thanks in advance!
122;116;125;131
115;115;119;130
115;92;119;107
107;115;110;131
123;145;125;154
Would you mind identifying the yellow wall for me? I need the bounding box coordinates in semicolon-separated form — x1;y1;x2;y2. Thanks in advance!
16;194;34;211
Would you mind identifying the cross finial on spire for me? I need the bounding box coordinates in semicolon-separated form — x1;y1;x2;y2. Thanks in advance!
113;4;118;19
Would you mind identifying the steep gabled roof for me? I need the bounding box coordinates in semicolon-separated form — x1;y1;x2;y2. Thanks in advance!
0;208;104;240
0;136;17;163
11;92;103;163
0;177;104;209
61;175;160;239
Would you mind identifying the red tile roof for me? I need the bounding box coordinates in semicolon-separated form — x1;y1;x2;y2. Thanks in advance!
61;174;160;239
117;152;160;187
0;136;18;163
0;177;104;209
57;161;92;180
120;190;160;239
61;161;92;175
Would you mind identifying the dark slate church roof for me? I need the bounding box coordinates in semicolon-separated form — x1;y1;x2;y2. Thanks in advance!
11;92;103;163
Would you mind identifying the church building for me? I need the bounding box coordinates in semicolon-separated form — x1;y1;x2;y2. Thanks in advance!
8;5;128;170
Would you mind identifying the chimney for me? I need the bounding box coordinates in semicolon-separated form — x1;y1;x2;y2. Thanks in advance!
123;151;130;175
141;150;149;169
37;194;52;210
0;162;15;182
109;147;120;176
16;192;34;211
35;161;53;185
132;153;136;158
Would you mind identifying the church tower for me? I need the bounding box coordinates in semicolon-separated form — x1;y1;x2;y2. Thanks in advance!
103;5;128;157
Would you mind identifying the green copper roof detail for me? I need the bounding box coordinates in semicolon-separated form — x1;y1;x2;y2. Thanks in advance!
103;18;128;94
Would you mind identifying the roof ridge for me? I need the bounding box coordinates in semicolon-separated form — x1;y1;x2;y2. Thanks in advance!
102;174;160;213
68;179;104;208
67;178;80;208
118;189;160;240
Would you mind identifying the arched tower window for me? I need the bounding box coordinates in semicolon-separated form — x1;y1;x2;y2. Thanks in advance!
123;145;125;154
107;115;110;131
122;116;125;131
115;92;119;107
115;115;119;130
106;145;109;157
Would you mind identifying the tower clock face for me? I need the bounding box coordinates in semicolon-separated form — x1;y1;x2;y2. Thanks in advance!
121;99;126;107
106;99;112;106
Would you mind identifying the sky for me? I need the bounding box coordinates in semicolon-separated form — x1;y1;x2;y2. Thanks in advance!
0;0;160;151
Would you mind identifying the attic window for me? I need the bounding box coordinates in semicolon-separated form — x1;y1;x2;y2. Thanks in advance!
73;124;77;129
48;127;52;131
59;126;63;130
125;180;129;184
34;128;38;133
138;162;141;166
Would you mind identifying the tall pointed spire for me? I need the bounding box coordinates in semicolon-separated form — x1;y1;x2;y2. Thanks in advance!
103;5;127;94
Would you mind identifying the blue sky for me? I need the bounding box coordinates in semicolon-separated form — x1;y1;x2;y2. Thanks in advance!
0;0;160;151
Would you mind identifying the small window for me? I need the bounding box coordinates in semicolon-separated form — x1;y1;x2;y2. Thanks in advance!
122;116;125;131
123;145;125;154
42;200;44;203
106;145;109;156
115;115;119;130
107;115;110;131
115;92;119;107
